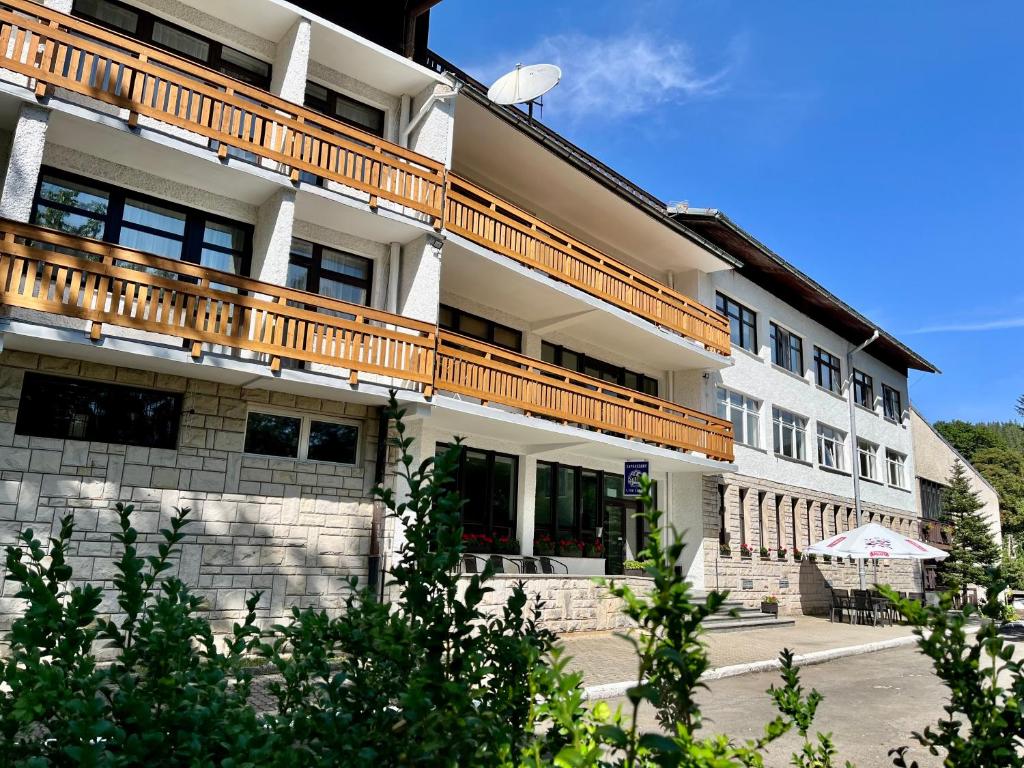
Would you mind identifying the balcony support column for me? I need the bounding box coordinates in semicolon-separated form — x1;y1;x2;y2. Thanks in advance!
270;17;311;104
40;0;73;13
0;103;49;223
251;188;296;284
398;234;442;324
517;455;536;556
669;471;706;590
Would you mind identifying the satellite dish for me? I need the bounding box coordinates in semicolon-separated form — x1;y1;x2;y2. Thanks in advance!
487;63;561;119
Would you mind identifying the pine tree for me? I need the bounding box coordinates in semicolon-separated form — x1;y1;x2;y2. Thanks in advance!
939;461;1001;600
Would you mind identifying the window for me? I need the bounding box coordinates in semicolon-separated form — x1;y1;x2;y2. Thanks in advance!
814;347;842;393
287;239;373;308
543;342;658;397
886;450;907;488
245;411;359;464
715;387;760;448
15;372;182;449
716;293;757;353
857;439;878;481
852;370;874;409
439;305;521;351
32;169;252;279
73;0;272;87
920;478;945;520
772;407;807;461
816;424;846;470
305;81;386;137
438;444;518;538
770;323;803;375
883;384;903;423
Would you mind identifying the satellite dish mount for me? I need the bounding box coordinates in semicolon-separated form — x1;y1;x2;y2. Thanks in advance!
487;63;561;122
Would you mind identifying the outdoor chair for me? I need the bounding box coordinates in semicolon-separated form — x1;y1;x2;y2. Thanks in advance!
461;553;485;573
519;556;539;574
829;588;850;623
539;556;568;574
853;591;878;626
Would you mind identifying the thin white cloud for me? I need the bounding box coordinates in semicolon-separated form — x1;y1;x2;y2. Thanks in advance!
909;317;1024;334
471;32;744;123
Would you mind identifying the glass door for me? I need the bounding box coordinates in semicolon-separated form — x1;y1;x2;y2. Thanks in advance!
603;501;626;575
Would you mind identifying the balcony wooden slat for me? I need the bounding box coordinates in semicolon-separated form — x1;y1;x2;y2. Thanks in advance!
435;330;734;461
444;174;732;356
0;0;445;220
0;220;436;386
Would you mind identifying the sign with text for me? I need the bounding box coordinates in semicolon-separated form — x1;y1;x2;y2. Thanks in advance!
624;460;649;497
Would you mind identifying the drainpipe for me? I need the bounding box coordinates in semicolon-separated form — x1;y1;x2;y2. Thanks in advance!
847;329;879;590
399;85;458;148
386;242;401;313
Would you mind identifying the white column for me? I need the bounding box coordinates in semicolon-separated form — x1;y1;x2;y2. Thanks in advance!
41;0;73;13
251;188;295;283
398;234;442;324
671;472;706;590
270;18;310;104
518;455;536;555
0;103;49;223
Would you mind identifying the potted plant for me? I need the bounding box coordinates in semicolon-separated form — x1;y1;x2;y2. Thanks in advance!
584;539;604;558
719;543;732;558
776;547;788;560
462;532;492;553
793;549;803;562
559;538;584;557
759;546;771;560
624;559;654;575
533;534;556;556
494;535;520;555
806;552;817;563
921;522;932;538
822;554;832;563
760;594;779;616
740;543;753;559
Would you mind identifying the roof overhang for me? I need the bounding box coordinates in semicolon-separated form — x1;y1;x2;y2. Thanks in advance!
674;209;939;375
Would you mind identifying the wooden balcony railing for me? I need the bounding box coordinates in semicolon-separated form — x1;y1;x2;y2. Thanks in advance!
444;175;731;356
0;0;445;221
434;331;733;461
0;220;436;387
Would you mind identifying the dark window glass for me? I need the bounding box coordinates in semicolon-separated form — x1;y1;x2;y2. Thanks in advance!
541;342;658;397
814;347;842;393
437;443;518;538
770;323;803;374
492;455;517;529
244;413;301;458
921;479;945;521
853;370;874;409
73;0;272;88
534;462;552;526
308;420;358;463
581;471;599;532
439;305;522;352
16;372;182;449
556;466;575;529
462;449;489;527
716;293;757;353
288;238;373;308
32;169;252;278
882;384;902;422
305;81;386;137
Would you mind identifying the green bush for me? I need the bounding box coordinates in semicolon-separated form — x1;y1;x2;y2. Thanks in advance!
0;395;851;766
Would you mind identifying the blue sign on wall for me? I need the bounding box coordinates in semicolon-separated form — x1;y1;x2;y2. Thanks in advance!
624;460;649;497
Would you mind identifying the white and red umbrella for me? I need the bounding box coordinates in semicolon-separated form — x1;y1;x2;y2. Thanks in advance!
805;522;948;561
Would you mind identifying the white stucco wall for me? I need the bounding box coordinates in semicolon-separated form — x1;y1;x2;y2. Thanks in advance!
702;268;917;514
0;104;49;223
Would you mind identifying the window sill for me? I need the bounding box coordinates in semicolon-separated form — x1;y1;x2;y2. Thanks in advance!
736;442;767;454
859;475;884;486
888;483;912;494
855;403;877;417
774;452;813;467
733;345;764;363
819;464;850;477
816;384;845;401
884;416;906;427
771;363;809;384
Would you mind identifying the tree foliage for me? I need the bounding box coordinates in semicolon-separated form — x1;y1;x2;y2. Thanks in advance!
938;461;1001;598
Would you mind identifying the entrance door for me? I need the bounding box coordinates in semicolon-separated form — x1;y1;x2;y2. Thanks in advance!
604;501;627;575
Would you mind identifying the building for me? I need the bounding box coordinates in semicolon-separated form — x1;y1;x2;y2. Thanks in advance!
910;406;1001;592
0;0;937;634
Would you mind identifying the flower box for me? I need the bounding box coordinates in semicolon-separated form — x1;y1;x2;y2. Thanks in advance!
761;600;779;616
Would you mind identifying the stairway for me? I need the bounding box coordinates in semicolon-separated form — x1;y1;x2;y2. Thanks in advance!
694;594;797;633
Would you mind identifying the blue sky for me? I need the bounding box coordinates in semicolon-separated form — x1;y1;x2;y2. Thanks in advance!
429;1;1024;424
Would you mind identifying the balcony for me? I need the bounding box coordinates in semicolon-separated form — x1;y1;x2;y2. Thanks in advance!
434;331;734;461
0;220;436;389
444;175;731;356
0;0;445;222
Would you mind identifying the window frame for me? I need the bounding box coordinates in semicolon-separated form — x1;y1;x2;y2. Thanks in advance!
715;292;757;353
304;79;387;138
32;167;253;277
813;346;842;393
438;443;519;539
715;386;761;448
287;237;374;308
885;449;907;488
72;0;272;88
920;478;945;520
816;423;846;470
882;384;903;423
770;322;804;375
244;407;361;465
15;371;183;449
772;406;808;461
542;341;659;397
857;438;878;481
852;369;874;410
439;304;522;352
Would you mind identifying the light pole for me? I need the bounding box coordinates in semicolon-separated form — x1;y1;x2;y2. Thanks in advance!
847;330;879;590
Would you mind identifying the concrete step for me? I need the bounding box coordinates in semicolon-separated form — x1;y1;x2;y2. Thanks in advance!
705;616;797;633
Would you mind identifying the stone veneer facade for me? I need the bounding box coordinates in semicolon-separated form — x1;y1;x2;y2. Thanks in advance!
702;473;922;614
0;351;383;636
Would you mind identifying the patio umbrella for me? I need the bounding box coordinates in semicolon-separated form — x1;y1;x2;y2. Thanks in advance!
805;521;948;561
